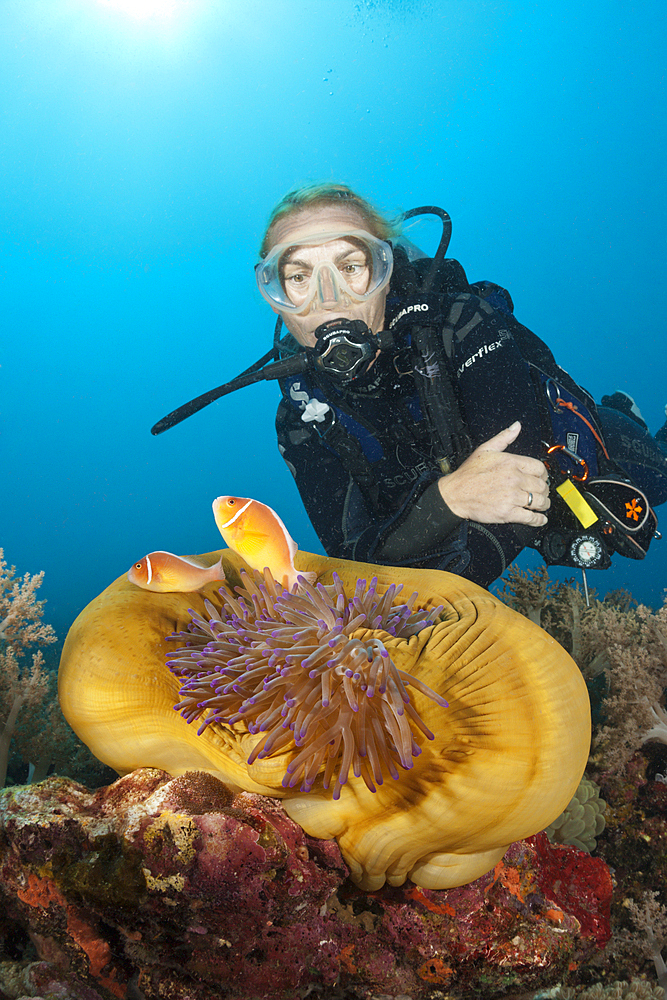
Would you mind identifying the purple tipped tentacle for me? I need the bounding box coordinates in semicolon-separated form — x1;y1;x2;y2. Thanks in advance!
167;566;448;794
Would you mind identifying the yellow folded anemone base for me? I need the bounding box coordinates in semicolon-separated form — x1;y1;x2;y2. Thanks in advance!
59;550;590;891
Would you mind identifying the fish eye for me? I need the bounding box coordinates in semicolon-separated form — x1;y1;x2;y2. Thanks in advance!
135;563;142;569
227;499;236;506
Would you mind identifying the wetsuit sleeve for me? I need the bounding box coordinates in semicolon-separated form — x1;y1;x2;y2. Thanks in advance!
370;481;464;562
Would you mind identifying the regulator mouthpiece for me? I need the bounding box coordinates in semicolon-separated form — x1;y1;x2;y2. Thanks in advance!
310;319;378;381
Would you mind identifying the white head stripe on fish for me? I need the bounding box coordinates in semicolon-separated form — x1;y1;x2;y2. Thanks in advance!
145;555;153;585
219;498;254;529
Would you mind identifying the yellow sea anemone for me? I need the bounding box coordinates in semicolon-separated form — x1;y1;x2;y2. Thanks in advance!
59;550;590;891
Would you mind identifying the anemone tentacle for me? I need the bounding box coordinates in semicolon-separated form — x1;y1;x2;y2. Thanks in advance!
166;570;446;799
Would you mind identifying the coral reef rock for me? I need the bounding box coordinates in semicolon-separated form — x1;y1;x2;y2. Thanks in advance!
0;769;613;1000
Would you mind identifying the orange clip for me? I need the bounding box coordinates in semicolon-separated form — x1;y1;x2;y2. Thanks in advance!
546;444;589;482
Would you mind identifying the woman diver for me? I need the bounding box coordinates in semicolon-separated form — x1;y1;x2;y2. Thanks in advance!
153;182;666;588
257;183;665;587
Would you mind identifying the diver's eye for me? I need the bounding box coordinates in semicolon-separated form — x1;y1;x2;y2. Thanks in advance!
338;250;370;281
285;271;309;286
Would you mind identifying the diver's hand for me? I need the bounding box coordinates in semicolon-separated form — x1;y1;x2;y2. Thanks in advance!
438;421;550;527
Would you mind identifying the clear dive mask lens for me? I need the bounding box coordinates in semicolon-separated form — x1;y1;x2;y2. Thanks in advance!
255;230;393;315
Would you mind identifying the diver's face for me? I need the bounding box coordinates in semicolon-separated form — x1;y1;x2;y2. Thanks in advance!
264;206;390;347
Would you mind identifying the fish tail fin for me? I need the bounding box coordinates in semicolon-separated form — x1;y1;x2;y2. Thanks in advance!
212;554;226;580
293;570;317;592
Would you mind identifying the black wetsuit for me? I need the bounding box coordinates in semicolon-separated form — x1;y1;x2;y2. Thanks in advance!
275;289;563;588
276;268;666;588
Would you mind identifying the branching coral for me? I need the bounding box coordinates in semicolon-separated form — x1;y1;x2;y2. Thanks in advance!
591;603;667;775
499;567;608;674
497;566;667;777
547;980;665;999
624;892;667;994
496;564;559;627
592;892;667;1000
0;549;57;788
167;569;446;799
0;552;55;651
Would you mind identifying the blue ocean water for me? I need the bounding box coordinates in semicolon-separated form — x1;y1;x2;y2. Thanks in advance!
1;0;665;642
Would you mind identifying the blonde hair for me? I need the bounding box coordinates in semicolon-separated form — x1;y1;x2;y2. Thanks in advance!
259;182;401;258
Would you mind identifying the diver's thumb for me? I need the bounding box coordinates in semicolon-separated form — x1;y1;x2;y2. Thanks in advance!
479;421;522;453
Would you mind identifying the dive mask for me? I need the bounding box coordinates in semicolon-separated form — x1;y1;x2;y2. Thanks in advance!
255;230;393;315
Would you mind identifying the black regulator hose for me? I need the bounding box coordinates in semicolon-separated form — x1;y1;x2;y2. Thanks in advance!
150;353;308;435
400;206;452;292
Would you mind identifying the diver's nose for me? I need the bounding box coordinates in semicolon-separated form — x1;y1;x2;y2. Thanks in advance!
315;263;342;309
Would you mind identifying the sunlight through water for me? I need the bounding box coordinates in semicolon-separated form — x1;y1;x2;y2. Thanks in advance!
97;0;179;18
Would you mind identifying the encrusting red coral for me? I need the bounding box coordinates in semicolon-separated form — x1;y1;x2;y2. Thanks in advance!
0;768;612;999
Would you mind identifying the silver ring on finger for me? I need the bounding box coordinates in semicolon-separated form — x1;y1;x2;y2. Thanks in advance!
526;491;533;508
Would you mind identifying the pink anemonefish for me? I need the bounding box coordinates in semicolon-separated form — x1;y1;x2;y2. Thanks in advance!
127;551;225;593
212;495;315;591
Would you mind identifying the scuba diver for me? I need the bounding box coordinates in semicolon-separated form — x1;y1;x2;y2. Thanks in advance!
152;183;667;592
